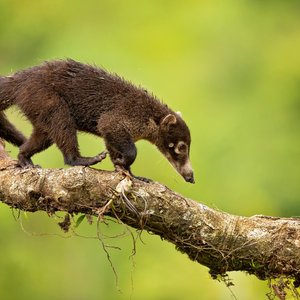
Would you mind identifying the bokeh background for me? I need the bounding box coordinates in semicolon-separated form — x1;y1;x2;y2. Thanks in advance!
1;0;300;299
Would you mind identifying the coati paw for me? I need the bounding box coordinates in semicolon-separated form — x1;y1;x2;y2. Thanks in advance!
114;165;131;177
65;151;108;166
114;166;152;183
132;175;153;183
21;164;41;169
17;156;34;168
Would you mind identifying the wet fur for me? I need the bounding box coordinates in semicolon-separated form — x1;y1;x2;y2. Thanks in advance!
0;60;193;181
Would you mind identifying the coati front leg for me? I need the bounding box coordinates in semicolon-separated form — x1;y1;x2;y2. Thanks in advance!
104;130;137;170
103;130;151;182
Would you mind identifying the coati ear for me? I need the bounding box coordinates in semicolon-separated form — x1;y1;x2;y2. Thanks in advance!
176;111;182;117
161;114;177;128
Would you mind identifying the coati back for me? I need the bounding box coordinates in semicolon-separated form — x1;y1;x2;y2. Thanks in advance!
0;60;194;183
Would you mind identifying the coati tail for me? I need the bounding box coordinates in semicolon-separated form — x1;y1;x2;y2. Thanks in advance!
0;112;27;147
0;76;15;110
0;76;27;146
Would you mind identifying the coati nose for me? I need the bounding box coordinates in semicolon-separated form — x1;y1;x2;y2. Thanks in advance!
176;159;195;184
184;173;195;184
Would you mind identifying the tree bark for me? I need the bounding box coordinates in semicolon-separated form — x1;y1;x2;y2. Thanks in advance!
0;139;300;290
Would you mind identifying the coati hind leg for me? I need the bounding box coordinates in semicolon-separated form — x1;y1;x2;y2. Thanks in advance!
18;127;53;167
0;112;27;146
41;101;106;167
18;124;106;167
53;127;107;167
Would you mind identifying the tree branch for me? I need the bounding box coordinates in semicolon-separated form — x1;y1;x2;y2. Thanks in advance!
0;139;300;289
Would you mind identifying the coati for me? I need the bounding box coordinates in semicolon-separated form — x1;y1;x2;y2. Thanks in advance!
0;59;194;183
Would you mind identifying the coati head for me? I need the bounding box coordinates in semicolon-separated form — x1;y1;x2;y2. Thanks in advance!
157;113;195;183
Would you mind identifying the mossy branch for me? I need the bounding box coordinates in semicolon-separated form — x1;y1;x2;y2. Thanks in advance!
0;139;300;289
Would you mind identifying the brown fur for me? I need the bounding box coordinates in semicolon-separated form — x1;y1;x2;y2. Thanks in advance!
0;60;194;182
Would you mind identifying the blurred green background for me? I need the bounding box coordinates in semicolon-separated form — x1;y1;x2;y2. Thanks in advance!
1;0;300;299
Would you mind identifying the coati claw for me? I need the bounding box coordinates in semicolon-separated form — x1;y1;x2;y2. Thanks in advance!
17;162;41;169
113;163;153;183
114;165;152;183
97;150;108;161
132;175;153;183
115;165;131;177
17;156;34;168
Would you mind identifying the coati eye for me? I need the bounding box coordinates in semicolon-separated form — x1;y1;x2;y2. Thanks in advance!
175;141;188;154
168;143;174;148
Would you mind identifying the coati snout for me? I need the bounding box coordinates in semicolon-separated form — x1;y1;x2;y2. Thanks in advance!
0;59;195;183
157;114;195;183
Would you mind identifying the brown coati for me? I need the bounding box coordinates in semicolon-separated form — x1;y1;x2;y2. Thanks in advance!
0;60;194;183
